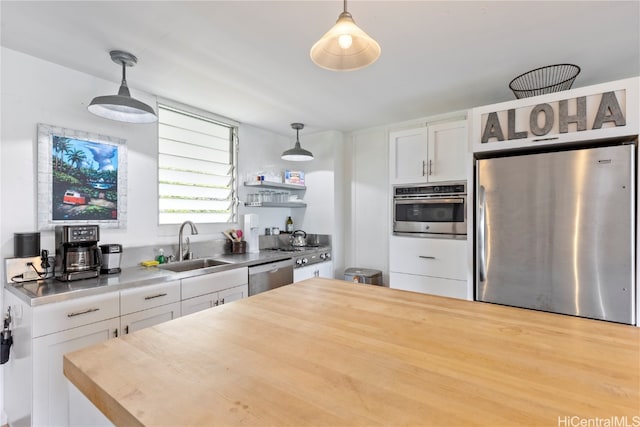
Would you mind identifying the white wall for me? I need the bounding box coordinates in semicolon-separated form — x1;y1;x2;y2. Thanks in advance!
297;130;345;277
237;125;294;234
1;48;162;255
347;129;390;283
0;46;351;419
0;47;331;259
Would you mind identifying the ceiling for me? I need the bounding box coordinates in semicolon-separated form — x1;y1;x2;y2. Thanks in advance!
1;1;639;136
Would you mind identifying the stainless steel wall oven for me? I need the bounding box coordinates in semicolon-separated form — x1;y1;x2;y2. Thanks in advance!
393;181;467;238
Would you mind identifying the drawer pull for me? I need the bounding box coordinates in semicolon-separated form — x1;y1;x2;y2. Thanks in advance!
144;293;168;300
419;256;436;260
67;308;100;318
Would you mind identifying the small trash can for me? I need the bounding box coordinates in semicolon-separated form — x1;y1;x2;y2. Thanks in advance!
344;268;383;285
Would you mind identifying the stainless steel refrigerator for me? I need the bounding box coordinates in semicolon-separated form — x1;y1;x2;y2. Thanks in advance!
476;143;635;324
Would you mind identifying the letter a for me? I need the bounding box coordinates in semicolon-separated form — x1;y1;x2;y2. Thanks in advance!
593;91;626;129
481;112;505;143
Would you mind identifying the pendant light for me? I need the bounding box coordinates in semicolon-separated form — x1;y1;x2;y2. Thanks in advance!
88;50;157;123
310;0;381;71
282;123;314;161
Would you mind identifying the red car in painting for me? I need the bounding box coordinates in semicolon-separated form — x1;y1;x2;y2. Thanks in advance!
62;190;86;205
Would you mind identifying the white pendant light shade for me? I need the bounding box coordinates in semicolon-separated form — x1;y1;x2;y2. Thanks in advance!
282;123;314;161
88;50;157;124
310;3;380;71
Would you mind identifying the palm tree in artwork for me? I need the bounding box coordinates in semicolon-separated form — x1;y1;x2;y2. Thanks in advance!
53;137;70;170
66;148;87;170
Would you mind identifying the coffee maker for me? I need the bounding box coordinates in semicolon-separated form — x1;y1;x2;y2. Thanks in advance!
55;225;102;282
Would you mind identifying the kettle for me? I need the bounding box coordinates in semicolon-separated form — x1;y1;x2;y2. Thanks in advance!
290;230;307;247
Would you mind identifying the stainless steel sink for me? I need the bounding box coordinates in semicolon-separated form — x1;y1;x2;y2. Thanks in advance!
157;258;231;273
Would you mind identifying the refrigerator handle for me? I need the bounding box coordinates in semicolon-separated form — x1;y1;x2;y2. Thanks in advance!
478;185;487;283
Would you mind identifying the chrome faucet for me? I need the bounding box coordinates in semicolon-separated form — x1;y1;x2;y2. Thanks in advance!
178;221;199;261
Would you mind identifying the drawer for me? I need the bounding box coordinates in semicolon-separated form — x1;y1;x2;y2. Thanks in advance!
33;293;120;337
120;281;181;315
390;236;467;281
390;272;468;300
181;267;248;300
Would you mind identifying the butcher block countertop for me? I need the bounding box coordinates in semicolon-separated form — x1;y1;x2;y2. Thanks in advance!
64;278;640;426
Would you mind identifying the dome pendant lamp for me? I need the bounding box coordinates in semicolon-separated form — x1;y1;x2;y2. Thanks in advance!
88;50;157;123
310;0;381;71
282;123;314;161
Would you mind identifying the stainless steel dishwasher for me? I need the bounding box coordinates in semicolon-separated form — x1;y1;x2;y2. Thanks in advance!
248;258;294;296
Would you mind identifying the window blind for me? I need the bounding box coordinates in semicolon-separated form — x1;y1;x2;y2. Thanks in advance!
158;104;237;225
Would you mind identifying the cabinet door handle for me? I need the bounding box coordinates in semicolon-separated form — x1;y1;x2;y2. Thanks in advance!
422;160;427;176
67;307;100;317
124;325;129;335
419;255;436;260
219;298;225;305
429;159;433;176
114;328;118;338
144;293;168;300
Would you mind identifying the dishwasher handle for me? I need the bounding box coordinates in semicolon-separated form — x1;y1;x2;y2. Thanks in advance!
248;259;294;275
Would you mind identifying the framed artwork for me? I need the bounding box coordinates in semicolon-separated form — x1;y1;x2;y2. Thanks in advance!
37;124;127;230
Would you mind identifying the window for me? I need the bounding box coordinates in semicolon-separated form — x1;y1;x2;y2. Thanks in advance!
158;102;238;225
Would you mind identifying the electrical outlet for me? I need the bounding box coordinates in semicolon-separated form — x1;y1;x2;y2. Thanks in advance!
4;256;42;282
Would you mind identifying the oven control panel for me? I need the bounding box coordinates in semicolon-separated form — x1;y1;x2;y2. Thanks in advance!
394;181;466;197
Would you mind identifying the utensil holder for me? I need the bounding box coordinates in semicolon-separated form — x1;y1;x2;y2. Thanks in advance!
225;241;246;254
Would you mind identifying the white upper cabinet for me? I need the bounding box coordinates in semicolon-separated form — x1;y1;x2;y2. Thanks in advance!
427;121;468;182
389;127;429;184
389;120;468;184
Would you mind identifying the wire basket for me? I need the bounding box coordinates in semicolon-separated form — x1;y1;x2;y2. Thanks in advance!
509;64;580;99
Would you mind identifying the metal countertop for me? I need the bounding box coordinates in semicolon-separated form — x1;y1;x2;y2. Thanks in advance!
4;249;314;307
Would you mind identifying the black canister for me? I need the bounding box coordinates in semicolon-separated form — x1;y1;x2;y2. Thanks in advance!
14;232;41;257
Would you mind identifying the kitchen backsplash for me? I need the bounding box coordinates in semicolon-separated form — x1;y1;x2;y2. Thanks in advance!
118;234;331;269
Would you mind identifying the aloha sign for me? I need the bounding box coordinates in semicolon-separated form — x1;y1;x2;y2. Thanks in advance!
481;90;627;143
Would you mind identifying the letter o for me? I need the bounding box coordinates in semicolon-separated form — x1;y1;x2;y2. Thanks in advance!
530;103;554;136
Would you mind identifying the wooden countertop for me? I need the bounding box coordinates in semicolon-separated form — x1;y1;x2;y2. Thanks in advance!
64;279;640;426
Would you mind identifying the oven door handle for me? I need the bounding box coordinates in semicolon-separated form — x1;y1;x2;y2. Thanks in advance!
478;185;487;283
394;197;465;205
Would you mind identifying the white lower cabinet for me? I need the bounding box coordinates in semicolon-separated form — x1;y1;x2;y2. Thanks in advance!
293;261;334;283
3;267;250;426
181;267;248;316
317;261;334;280
33;317;120;426
1;291;121;427
219;285;247;304
389;236;468;299
390;272;467;299
181;292;219;316
120;302;181;334
181;284;248;316
120;281;181;334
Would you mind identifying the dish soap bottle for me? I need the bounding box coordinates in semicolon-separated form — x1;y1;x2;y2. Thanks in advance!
156;248;166;264
286;216;294;233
